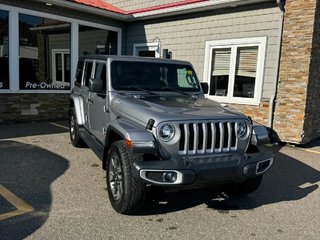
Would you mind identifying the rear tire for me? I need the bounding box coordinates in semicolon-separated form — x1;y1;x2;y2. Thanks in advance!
106;141;146;214
69;109;85;147
227;175;263;195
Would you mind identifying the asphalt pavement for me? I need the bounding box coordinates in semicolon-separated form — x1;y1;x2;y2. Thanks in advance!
0;121;319;240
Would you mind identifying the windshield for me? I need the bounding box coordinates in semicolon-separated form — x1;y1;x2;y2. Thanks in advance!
111;60;200;92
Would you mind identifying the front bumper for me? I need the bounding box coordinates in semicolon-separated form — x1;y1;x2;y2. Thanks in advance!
134;151;274;187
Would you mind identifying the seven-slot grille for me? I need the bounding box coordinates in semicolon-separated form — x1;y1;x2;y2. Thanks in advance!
178;121;238;155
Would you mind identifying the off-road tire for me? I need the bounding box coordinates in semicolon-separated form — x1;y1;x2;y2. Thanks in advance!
69;109;85;147
227;175;263;195
106;141;146;214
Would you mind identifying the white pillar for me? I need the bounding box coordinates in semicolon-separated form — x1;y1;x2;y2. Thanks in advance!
71;21;78;89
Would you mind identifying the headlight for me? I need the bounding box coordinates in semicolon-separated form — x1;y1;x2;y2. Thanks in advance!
237;121;247;139
159;124;175;142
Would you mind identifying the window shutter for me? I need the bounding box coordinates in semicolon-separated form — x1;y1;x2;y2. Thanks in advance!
236;47;258;78
211;48;231;76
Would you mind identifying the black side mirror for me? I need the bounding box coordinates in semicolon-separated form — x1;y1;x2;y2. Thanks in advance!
89;78;103;93
200;82;209;94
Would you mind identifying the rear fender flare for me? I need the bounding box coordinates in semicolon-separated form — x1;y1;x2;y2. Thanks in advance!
70;95;85;126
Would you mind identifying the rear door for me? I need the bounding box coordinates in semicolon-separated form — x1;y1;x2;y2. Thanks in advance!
88;61;108;143
80;60;94;130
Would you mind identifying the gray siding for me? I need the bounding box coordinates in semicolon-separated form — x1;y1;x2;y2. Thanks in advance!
107;0;183;11
126;3;282;99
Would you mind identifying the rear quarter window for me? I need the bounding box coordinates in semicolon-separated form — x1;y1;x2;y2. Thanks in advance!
84;61;93;87
75;60;84;87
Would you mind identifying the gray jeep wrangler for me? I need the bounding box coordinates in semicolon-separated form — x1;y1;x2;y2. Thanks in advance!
69;55;273;214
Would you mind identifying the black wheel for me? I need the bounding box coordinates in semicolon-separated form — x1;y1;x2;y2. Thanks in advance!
227;175;263;196
69;109;85;147
106;141;146;214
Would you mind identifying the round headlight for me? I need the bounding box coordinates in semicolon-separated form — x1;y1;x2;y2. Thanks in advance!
159;124;175;142
237;121;247;138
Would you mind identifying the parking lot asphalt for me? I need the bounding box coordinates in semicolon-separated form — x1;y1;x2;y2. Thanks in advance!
0;121;319;240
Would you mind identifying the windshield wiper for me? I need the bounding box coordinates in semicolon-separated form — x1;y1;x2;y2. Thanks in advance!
161;87;193;96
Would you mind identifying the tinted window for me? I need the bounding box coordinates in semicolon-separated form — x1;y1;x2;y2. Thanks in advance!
19;13;71;90
94;62;107;92
84;61;93;87
75;60;84;86
111;61;200;92
0;9;9;90
79;25;117;56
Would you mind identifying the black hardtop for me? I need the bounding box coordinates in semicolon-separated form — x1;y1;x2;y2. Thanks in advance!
78;55;192;66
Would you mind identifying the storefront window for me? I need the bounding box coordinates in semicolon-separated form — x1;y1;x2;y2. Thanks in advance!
19;13;71;90
79;25;117;56
0;9;9;90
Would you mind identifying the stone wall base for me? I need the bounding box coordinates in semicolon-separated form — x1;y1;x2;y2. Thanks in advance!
229;99;270;127
0;94;69;123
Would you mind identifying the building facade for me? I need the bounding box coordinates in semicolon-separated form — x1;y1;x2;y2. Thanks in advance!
0;0;319;144
0;0;124;122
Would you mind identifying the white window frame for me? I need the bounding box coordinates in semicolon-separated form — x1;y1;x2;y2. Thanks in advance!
0;3;122;93
52;49;70;86
133;42;160;58
203;37;267;105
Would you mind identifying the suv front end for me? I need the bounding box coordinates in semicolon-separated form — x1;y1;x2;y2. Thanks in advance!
135;117;273;188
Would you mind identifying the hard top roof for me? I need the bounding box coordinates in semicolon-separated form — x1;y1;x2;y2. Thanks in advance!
79;55;192;65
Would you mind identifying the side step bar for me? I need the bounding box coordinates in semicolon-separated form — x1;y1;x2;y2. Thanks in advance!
79;128;104;161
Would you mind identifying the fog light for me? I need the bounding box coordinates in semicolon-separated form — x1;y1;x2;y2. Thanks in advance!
163;172;177;182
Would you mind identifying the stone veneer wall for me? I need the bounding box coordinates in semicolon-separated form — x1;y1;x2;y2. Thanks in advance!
0;94;69;123
229;100;270;127
303;0;320;143
274;0;317;144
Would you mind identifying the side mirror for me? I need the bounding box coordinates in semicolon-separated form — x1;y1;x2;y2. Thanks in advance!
89;78;103;93
200;82;209;94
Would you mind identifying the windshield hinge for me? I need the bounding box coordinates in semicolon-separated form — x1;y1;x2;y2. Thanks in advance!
103;105;109;113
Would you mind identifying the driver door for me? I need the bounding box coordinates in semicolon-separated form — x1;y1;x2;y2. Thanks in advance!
88;61;108;143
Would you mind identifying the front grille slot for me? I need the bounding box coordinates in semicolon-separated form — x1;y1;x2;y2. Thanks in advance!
179;121;238;155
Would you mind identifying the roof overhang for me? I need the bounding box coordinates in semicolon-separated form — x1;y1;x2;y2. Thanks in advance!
36;0;128;20
33;0;275;22
128;0;274;21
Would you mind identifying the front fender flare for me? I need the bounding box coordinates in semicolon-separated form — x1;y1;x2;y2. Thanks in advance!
251;124;270;146
108;118;155;144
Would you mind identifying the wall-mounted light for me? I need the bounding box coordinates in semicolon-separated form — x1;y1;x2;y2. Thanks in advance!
162;49;172;59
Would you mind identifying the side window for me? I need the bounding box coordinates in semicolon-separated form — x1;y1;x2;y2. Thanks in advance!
75;60;84;87
94;62;107;93
83;61;93;87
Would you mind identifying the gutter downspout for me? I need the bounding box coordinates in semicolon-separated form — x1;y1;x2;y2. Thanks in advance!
268;0;285;129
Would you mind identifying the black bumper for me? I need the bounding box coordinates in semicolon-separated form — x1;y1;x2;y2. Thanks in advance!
134;151;274;187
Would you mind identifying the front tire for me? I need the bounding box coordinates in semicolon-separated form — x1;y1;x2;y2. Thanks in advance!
106;141;146;214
